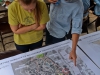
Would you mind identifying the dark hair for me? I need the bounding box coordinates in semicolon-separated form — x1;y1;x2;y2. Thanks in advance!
19;0;41;25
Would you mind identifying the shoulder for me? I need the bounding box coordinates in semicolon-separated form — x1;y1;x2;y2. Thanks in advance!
37;0;47;8
74;0;83;7
72;0;84;11
37;0;46;4
8;0;19;11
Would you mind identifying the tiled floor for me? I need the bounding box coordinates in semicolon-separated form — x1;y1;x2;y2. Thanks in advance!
0;12;100;52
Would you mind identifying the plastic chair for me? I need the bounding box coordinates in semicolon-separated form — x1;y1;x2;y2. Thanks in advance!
95;16;100;31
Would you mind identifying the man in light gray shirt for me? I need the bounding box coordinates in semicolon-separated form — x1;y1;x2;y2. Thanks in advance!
46;0;84;66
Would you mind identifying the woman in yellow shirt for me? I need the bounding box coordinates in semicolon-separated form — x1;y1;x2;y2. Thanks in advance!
8;0;49;52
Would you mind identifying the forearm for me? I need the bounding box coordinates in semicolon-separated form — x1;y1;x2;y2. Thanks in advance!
17;24;46;33
71;33;79;52
10;23;39;34
35;25;46;31
14;25;33;34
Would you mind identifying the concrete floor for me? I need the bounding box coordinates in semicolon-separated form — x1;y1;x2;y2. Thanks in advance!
0;12;100;52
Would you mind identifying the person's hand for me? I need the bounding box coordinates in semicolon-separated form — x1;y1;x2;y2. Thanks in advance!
18;24;24;28
31;23;39;30
48;0;58;3
69;50;77;66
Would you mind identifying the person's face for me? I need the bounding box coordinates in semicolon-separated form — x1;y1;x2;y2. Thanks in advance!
20;1;36;12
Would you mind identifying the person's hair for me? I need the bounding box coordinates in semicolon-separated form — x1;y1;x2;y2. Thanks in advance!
19;0;41;25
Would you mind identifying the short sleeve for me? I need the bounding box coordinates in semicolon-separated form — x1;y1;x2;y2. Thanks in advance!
8;3;19;26
39;2;49;25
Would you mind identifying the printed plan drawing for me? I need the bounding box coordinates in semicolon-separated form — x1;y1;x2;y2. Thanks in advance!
0;40;99;75
78;31;100;68
11;46;95;75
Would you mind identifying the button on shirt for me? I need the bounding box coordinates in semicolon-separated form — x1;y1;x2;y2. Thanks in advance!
46;0;84;38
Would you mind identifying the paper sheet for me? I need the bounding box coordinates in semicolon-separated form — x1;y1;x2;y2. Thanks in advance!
0;40;100;75
78;31;100;68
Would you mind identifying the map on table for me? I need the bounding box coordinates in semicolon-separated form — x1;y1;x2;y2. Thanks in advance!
0;40;100;75
11;45;95;75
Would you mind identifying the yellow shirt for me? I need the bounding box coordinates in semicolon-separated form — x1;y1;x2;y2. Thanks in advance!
8;0;49;45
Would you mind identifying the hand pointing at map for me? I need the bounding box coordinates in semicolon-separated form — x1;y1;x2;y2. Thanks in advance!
69;50;77;66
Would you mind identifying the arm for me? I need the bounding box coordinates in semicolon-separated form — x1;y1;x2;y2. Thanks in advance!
35;24;46;30
72;34;79;52
69;4;84;66
69;34;79;66
10;24;38;34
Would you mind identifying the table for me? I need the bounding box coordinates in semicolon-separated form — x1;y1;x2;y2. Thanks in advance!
0;50;22;60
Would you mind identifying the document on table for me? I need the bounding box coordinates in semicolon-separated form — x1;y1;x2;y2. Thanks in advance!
0;40;100;75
